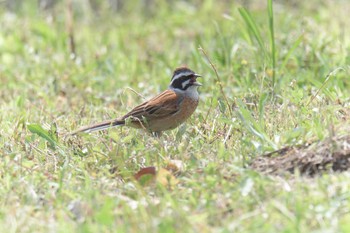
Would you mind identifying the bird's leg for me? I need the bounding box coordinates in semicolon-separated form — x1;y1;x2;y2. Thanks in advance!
152;131;162;137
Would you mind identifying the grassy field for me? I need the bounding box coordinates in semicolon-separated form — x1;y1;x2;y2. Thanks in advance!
1;0;350;232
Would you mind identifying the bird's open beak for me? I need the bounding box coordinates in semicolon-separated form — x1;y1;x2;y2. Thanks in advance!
192;74;202;86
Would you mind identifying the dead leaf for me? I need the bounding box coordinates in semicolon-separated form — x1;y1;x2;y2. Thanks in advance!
134;166;156;186
134;166;179;188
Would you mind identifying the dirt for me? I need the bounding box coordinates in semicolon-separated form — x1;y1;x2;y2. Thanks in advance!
250;135;350;176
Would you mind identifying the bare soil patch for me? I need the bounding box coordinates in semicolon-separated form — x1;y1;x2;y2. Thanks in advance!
250;135;350;176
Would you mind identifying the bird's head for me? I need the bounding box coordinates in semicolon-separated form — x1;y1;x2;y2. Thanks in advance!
169;67;202;92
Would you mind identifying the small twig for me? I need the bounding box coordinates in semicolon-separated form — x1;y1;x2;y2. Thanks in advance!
306;67;344;107
262;146;292;157
123;87;146;100
200;98;214;131
66;0;76;56
198;46;233;118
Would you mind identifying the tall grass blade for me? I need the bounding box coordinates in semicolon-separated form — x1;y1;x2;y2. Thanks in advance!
268;0;276;88
238;7;267;57
280;33;304;72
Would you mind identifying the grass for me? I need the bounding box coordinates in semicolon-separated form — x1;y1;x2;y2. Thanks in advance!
1;0;350;232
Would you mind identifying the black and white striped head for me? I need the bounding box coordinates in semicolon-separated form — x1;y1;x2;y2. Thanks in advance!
169;67;202;91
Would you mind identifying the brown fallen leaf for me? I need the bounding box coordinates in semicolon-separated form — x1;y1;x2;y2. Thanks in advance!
134;166;178;188
134;166;156;186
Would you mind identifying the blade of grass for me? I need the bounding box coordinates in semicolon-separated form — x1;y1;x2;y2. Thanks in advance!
267;0;276;88
238;7;267;57
280;33;304;72
27;123;57;148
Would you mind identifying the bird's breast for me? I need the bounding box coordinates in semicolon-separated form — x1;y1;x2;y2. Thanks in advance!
177;97;199;120
146;96;199;132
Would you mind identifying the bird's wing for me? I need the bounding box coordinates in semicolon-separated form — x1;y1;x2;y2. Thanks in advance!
122;89;181;121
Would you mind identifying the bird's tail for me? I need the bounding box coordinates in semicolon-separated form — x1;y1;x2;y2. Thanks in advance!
70;119;125;135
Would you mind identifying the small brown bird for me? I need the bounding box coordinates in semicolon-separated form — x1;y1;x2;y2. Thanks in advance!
71;67;202;136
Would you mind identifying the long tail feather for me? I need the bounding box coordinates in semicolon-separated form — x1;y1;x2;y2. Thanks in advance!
71;119;124;135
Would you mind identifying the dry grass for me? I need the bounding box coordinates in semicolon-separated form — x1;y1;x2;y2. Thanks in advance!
251;132;350;176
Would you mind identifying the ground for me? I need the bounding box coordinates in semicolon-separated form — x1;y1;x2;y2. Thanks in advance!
1;0;350;232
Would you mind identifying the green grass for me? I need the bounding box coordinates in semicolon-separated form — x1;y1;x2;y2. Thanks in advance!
1;0;350;232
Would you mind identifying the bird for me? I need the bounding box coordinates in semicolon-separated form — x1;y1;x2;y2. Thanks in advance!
71;67;202;136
